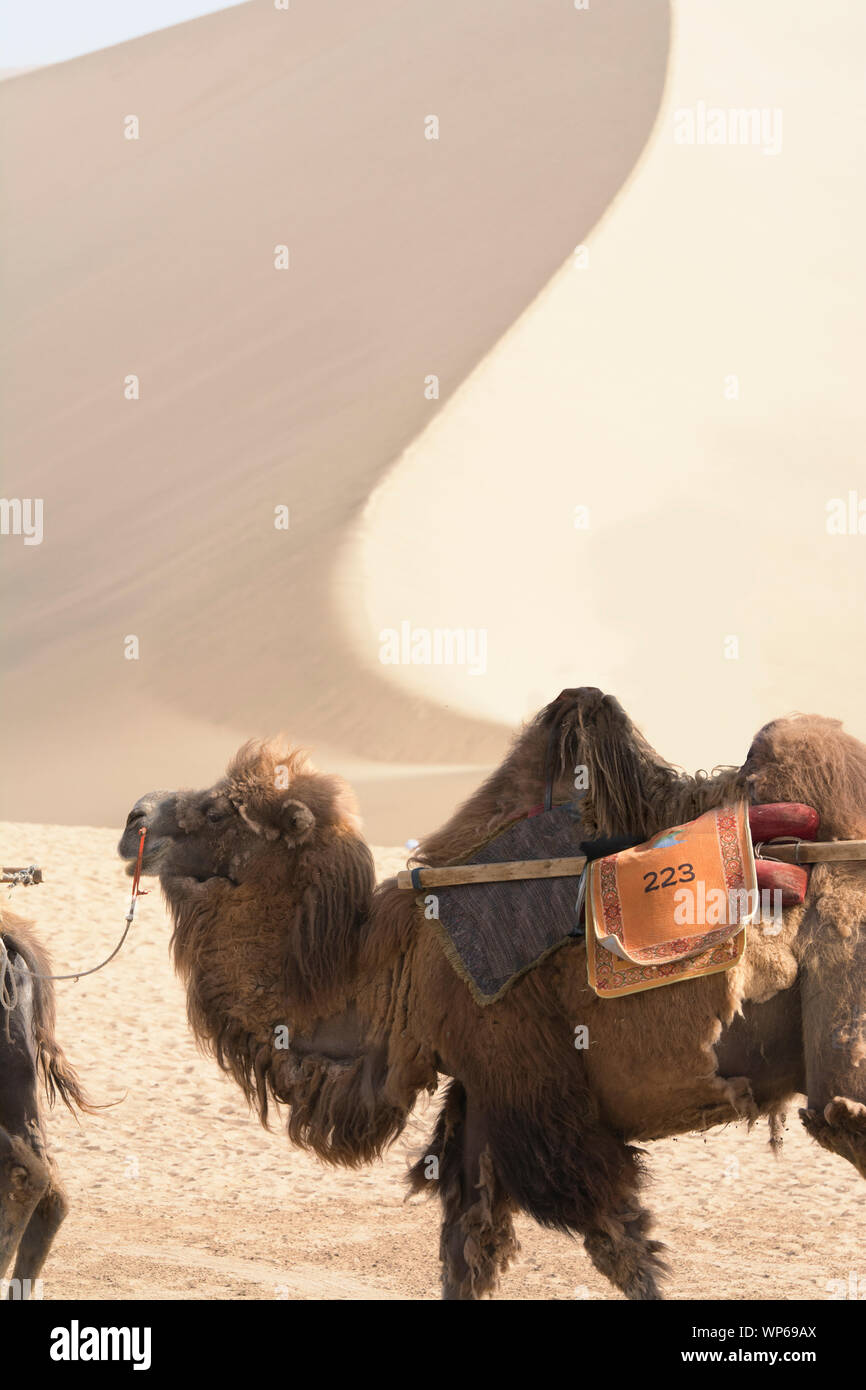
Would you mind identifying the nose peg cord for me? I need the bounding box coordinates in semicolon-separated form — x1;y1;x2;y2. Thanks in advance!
0;828;149;986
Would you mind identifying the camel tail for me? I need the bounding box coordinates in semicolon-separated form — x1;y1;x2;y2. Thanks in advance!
1;913;98;1116
36;1032;97;1117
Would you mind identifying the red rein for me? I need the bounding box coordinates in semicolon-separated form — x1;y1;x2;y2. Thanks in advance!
127;826;149;919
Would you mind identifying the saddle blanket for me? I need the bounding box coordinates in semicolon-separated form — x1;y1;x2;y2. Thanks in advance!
585;802;758;998
420;803;583;1004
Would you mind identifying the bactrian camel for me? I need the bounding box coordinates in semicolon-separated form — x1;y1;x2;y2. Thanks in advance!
118;688;866;1299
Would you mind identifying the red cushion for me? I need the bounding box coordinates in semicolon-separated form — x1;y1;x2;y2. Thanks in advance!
748;802;819;842
755;857;810;906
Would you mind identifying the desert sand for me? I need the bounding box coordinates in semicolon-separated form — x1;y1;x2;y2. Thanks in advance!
2;819;863;1301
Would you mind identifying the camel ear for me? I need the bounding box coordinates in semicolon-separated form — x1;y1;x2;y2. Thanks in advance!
280;798;315;846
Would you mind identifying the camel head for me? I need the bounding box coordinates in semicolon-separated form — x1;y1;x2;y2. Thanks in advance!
118;738;377;1051
118;741;366;883
744;713;866;841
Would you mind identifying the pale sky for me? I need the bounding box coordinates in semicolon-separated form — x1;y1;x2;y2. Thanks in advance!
0;0;250;68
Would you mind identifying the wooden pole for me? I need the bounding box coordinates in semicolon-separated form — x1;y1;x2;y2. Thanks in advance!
396;856;587;891
755;839;866;864
395;840;866;890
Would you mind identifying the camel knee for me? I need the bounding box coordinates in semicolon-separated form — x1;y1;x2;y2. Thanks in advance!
0;1129;50;1214
800;1096;866;1178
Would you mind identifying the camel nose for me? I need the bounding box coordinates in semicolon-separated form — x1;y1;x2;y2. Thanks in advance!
118;790;177;860
125;790;173;828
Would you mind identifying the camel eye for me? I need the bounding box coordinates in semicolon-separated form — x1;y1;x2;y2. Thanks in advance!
205;806;229;824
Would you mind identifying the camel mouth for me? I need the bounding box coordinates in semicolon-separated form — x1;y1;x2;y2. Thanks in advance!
168;872;240;890
118;834;240;888
121;841;170;876
123;839;168;872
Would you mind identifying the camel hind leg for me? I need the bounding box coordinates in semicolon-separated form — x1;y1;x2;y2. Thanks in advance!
408;1081;519;1300
6;1166;69;1297
0;1126;52;1293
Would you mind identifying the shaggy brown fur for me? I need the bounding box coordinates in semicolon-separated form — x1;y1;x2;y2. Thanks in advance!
0;909;90;1298
119;688;866;1299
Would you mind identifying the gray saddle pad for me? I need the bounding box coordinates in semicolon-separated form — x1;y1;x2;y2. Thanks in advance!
421;802;585;1004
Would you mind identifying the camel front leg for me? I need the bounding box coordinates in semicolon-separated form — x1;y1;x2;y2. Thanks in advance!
409;1081;519;1300
799;877;866;1177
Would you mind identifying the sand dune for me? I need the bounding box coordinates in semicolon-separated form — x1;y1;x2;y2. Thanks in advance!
0;0;668;838
3;821;862;1301
344;0;866;776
